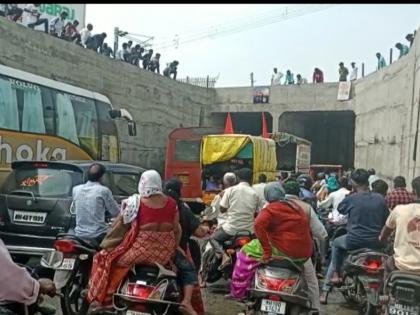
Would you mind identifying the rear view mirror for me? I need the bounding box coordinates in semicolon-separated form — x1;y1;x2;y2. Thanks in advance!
128;121;137;137
41;251;64;269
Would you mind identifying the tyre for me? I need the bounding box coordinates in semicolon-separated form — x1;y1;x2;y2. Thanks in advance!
289;305;309;315
60;271;89;315
201;247;222;284
341;275;362;306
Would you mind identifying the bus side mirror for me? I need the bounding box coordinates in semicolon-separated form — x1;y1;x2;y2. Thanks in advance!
128;121;137;137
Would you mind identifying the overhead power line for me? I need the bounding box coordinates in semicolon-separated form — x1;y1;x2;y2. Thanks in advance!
152;4;338;51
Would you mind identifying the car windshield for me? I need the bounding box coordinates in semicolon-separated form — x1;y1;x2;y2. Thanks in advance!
108;172;141;196
1;167;83;197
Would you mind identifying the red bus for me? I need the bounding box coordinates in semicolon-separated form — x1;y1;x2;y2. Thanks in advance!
165;127;223;212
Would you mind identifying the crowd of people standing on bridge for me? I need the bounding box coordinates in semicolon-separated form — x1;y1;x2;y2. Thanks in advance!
0;3;180;80
271;30;416;86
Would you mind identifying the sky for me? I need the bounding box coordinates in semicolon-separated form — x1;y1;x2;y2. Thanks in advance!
85;4;420;87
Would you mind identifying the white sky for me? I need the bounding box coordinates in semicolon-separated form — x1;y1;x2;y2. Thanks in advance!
85;4;420;87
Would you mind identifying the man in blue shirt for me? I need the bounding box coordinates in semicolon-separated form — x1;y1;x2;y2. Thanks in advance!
320;169;389;304
73;163;120;242
376;52;387;70
395;42;409;59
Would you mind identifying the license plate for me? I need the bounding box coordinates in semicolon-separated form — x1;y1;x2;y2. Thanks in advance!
389;303;419;315
126;311;151;315
261;299;286;314
57;258;75;270
13;211;47;224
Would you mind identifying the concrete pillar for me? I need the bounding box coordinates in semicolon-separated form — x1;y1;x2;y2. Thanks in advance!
271;112;282;133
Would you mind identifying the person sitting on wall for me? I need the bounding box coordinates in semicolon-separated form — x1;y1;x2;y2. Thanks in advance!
163;61;179;80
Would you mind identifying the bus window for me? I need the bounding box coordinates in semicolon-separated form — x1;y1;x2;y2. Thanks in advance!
70;95;98;158
96;101;118;161
174;139;201;162
55;93;79;145
20;86;46;134
0;77;19;131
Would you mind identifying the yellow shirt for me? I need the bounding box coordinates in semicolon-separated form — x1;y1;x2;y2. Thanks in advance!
386;203;420;271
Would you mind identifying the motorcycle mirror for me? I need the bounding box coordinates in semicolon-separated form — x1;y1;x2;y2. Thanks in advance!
41;251;64;269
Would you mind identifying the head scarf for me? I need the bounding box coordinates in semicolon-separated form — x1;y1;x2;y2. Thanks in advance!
138;169;163;198
327;176;339;192
264;182;286;202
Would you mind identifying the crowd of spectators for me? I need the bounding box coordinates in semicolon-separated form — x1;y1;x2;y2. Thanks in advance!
270;30;416;86
0;3;180;80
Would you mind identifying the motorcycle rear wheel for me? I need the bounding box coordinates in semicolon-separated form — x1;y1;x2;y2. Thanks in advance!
60;272;89;315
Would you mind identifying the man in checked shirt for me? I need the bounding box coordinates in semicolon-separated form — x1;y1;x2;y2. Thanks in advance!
385;176;415;210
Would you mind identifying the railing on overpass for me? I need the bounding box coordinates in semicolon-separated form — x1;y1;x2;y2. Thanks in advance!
177;75;218;88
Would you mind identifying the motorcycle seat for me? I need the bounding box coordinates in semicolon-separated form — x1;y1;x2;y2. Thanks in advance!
388;270;420;283
266;259;302;273
348;248;377;256
57;234;100;250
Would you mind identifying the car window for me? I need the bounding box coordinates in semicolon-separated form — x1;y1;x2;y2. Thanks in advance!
110;172;140;196
2;167;83;197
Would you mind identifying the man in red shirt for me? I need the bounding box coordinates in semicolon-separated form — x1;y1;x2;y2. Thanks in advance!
385;176;415;210
313;68;324;83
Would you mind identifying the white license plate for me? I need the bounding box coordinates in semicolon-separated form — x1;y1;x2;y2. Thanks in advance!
57;258;76;270
389;303;419;315
261;299;286;314
13;211;47;224
126;311;151;315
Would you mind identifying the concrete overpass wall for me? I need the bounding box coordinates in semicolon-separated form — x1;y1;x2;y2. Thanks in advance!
0;18;215;171
353;29;420;183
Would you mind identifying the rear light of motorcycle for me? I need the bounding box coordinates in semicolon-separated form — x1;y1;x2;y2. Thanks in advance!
127;283;154;299
268;295;282;301
258;274;297;292
54;240;76;253
368;282;381;289
363;259;383;274
235;237;251;247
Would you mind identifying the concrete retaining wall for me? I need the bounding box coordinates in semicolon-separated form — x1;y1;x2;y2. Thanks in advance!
0;18;214;171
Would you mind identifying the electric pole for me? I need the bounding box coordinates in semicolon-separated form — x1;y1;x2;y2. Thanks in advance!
250;72;255;87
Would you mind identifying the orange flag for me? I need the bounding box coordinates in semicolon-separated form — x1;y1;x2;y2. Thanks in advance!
224;112;234;134
262;112;269;138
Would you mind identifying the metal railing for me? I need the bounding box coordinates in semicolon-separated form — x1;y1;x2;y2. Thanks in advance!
177;75;218;88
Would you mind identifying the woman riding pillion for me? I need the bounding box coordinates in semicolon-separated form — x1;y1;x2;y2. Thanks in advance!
229;182;313;299
87;170;197;315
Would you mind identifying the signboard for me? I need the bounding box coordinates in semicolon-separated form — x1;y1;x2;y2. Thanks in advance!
14;4;86;30
337;81;351;101
296;143;311;174
253;86;270;104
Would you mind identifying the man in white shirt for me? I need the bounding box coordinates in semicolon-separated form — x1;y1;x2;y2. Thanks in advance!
80;23;93;47
380;176;420;281
318;176;351;225
350;62;358;81
49;11;68;37
252;174;267;203
271;67;284;85
210;168;264;269
24;4;48;33
209;172;237;227
368;168;380;190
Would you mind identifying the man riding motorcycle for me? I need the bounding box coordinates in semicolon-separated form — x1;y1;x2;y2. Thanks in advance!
0;239;56;315
379;175;420;281
210;168;265;270
320;168;389;304
297;174;317;209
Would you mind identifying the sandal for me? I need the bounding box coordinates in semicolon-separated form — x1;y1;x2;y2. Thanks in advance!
319;291;329;305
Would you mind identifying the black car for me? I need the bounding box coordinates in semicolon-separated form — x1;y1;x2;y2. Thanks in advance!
0;160;145;258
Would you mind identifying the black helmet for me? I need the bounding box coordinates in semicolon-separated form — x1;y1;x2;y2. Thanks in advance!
317;172;325;180
297;174;313;190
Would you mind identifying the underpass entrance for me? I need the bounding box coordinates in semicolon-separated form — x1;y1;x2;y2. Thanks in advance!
278;111;355;169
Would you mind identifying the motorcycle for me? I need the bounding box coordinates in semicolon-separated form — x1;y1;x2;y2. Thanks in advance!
201;230;254;284
41;233;99;315
382;270;420;315
337;248;388;315
246;257;312;315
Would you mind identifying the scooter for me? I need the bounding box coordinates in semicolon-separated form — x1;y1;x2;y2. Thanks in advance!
382;270;420;315
246;257;312;315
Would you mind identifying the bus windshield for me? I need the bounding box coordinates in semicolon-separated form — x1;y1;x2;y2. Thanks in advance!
0;74;116;160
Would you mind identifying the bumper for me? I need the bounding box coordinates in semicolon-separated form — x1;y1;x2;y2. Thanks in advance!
0;231;55;256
